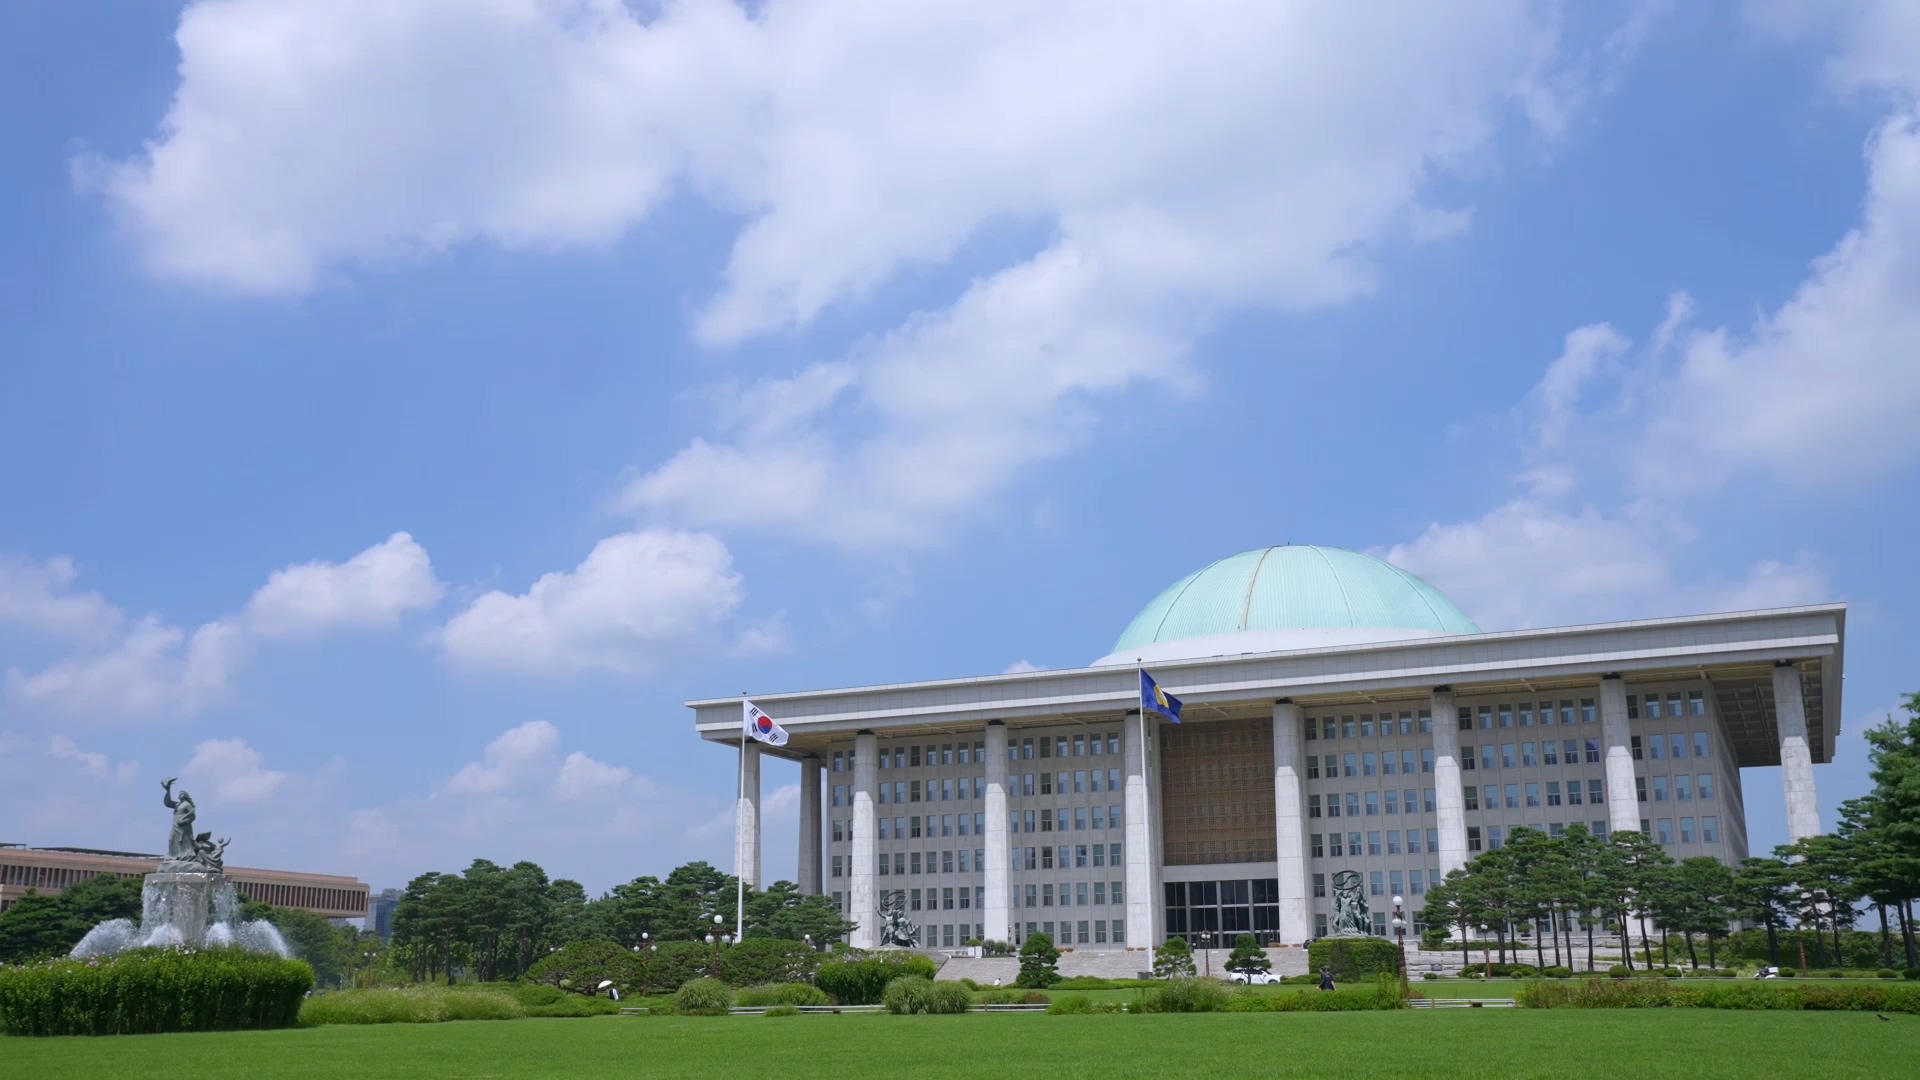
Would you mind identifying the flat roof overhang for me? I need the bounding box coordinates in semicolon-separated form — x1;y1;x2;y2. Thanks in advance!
690;604;1844;770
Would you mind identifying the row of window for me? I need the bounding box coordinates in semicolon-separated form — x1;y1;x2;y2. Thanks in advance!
1652;816;1721;845
828;732;1122;774
1311;829;1440;858
1460;700;1597;730
1023;920;1124;946
1632;733;1712;761
1462;739;1604;769
1465;779;1606;811
1309;749;1434;778
1313;868;1438;899
830;843;1128;878
830;770;1127;807
1016;880;1125;907
1307;789;1437;817
1637;774;1717;802
1305;711;1432;741
1628;692;1709;719
1018;843;1123;870
1469;822;1611;851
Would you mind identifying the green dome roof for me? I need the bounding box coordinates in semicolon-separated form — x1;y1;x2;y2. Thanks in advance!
1102;546;1479;663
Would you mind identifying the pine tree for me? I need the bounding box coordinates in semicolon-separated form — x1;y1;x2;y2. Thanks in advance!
1225;933;1270;978
1016;931;1061;988
1152;935;1196;978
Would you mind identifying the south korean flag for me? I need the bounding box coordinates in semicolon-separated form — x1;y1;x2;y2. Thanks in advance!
742;699;789;747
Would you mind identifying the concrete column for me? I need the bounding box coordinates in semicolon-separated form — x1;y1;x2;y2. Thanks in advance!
1124;712;1156;947
1774;662;1822;840
849;731;878;949
1600;675;1640;835
1430;688;1468;877
798;756;822;895
982;722;1011;943
1271;700;1311;944
734;742;762;889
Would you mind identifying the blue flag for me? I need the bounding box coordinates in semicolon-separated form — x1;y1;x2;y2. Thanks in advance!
1140;669;1182;723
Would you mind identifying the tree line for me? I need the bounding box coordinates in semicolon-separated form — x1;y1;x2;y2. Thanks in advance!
1426;692;1920;972
388;859;853;983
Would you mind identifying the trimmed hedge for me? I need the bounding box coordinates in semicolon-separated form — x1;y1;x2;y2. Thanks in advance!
1518;978;1920;1013
1309;938;1401;981
1227;976;1403;1012
735;982;829;1007
300;987;523;1025
814;952;938;1005
0;948;313;1036
881;976;972;1014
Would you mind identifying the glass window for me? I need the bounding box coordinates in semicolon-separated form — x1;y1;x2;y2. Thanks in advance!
1428;828;1439;851
1627;694;1640;719
1546;781;1561;806
1370;871;1384;896
1649;737;1664;761
1487;825;1504;850
1458;707;1471;731
1589;779;1604;803
1463;785;1479;811
1405;788;1418;814
1504;784;1519;809
1092;805;1106;829
1560;700;1577;725
1424;788;1436;813
831;855;843;878
1482;746;1496;770
1655;818;1673;844
1307;756;1320;780
1688;690;1706;715
1501;744;1516;768
1363;752;1377;777
1402;750;1417;774
1365;792;1380;816
1674;774;1692;801
1646;695;1663;719
1343;717;1356;739
1022;738;1034;759
1581;698;1596;723
1422;748;1435;773
1462;745;1475;771
1702;816;1719;843
1522;742;1536;767
1313;873;1326;898
1368;831;1382;856
1679;817;1695;843
1360;716;1374;738
1636;777;1647;802
1467;826;1482;852
1410;869;1425;896
1093;843;1106;866
1499;705;1513;728
1631;735;1643;761
1407;829;1423;854
1670;734;1686;760
1419;711;1433;734
1381;751;1395;776
1384;790;1399;814
1344;753;1358;777
1666;693;1683;719
1584;739;1600;763
1346;793;1360;817
1311;834;1323;858
1309;794;1321;818
1543;741;1558;766
1519;704;1534;727
1328;832;1343;856
1568;779;1583;805
1348;832;1362;856
1694;732;1710;758
1698;773;1714;800
1324;718;1338;740
1387;830;1401;855
1652;776;1669;802
1525;782;1540;808
1478;707;1493;730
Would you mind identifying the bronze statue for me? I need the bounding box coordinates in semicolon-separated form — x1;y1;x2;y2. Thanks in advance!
1329;870;1372;937
161;778;197;863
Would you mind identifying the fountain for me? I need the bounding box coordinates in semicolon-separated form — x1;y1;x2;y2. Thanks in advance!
69;777;290;958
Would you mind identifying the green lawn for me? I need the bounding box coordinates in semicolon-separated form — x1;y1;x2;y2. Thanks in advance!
8;1011;1915;1079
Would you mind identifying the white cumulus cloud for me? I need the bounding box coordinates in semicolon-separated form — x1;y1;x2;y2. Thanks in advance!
182;737;289;805
243;531;444;639
439;529;744;675
445;720;562;796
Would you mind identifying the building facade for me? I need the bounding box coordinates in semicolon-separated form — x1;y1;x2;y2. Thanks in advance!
0;844;370;919
689;546;1842;952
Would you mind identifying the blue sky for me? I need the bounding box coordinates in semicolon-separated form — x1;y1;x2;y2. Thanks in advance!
2;1;1915;897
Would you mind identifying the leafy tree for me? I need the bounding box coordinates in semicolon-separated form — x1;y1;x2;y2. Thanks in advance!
59;874;143;929
1863;694;1920;967
1016;931;1061;988
1225;933;1270;977
746;880;857;944
1664;857;1735;969
0;890;82;963
1610;830;1674;968
238;898;346;986
1152;935;1195;978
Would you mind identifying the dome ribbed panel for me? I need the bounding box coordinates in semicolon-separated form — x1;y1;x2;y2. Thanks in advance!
1109;545;1481;653
1148;550;1268;645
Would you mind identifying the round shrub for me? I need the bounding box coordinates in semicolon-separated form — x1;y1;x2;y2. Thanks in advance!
735;982;830;1007
1825;970;1847;979
1019;991;1051;1005
0;948;313;1037
674;977;734;1016
1145;977;1230;1013
1879;969;1900;980
1421;971;1440;981
764;1004;801;1017
1542;966;1573;979
1608;965;1630;980
510;983;567;1007
881;976;971;1014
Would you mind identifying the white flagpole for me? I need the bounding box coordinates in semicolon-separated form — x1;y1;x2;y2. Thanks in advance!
737;698;748;945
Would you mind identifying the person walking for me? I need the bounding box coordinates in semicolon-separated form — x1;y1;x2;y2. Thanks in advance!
1318;966;1335;991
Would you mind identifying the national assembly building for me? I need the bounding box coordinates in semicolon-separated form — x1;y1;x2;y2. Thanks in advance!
689;546;1843;951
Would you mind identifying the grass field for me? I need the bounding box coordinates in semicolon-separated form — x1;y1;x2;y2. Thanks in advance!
8;1011;1915;1079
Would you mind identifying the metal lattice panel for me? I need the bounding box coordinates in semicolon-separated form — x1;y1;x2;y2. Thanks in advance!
1159;718;1277;865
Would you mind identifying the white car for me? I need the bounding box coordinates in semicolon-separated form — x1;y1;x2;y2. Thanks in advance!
1228;971;1278;985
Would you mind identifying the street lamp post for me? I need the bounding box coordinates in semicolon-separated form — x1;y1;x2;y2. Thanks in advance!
1390;895;1408;998
633;933;655;997
707;915;728;980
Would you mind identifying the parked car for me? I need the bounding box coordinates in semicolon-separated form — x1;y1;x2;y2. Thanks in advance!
1229;971;1278;985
